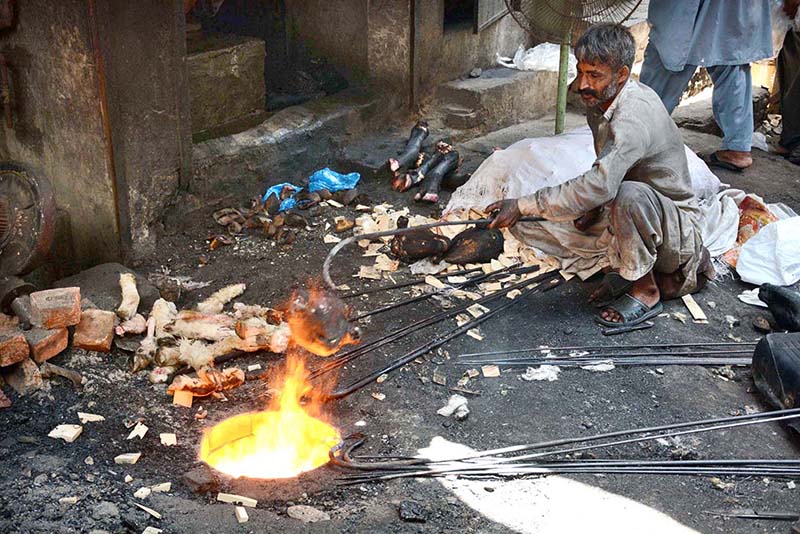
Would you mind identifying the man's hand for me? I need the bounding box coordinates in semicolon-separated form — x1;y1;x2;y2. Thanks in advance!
485;199;522;229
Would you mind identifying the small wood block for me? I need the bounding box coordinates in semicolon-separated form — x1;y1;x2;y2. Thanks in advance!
114;452;142;465
217;492;257;508
481;365;500;378
127;422;148;440
172;390;193;408
159;433;177;446
681;294;708;323
48;424;83;443
78;412;105;424
235;505;249;523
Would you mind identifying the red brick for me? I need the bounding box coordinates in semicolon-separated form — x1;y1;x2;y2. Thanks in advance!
29;288;81;329
72;309;115;352
23;328;68;363
0;331;29;366
3;358;43;395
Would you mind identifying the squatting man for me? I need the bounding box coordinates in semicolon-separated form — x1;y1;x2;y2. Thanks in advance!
487;24;715;326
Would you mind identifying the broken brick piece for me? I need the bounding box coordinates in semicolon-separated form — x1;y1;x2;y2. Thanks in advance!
29;287;81;329
0;331;29;367
0;388;10;408
24;328;68;363
72;309;116;352
3;358;43;395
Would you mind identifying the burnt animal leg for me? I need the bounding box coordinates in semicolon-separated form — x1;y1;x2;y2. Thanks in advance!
415;150;460;203
388;121;429;175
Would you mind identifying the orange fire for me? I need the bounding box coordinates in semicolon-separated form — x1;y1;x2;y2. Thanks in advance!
199;354;340;479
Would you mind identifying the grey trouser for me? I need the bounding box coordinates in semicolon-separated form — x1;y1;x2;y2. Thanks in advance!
511;182;706;296
639;43;754;152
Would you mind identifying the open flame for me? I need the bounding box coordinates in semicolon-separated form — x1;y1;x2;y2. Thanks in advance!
199;353;340;479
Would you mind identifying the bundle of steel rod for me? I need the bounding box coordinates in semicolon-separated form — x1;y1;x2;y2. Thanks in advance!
332;407;800;484
309;269;561;382
317;274;565;400
454;341;758;368
353;263;541;321
340;266;484;299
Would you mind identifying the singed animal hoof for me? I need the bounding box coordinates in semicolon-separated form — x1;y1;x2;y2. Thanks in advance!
442;227;504;265
390;228;451;263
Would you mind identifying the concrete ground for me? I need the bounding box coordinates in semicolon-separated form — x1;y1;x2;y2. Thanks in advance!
1;110;799;534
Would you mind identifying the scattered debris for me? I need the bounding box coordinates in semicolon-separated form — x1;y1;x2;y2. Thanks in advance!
40;362;84;387
398;500;428;523
151;482;171;493
134;487;152;500
4;358;43;395
183;465;219;494
58;496;78;505
519;365;560;382
580;361;616;372
133;502;162;519
48;424;83;443
235;505;249;524
753;316;772;333
172;390;193;408
436;394;470;420
466;328;484;341
77;412;105;424
681;294;708;323
725;315;740;328
142;527;163;534
432;369;447;386
710;477;735;491
114;452;142;465
672;312;688;324
218;492;257;508
287;504;330;523
481;365;500;378
127;422;149;440
371;392;386;401
160;433;177;446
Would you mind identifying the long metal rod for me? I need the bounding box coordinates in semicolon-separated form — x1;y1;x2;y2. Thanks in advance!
341;267;484;299
456;341;758;359
322;216;545;290
321;278;562;401
309;271;559;381
353;263;534;321
455;357;752;368
456;350;754;366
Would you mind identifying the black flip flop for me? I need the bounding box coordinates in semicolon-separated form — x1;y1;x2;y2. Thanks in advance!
592;273;634;308
595;293;663;327
702;152;746;173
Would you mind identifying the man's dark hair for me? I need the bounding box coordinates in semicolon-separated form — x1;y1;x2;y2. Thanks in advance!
574;23;636;72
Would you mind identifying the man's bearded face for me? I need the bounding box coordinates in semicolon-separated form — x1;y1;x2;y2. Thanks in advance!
574;59;623;109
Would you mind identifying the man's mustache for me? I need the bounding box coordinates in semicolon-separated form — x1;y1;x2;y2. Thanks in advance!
579;88;599;98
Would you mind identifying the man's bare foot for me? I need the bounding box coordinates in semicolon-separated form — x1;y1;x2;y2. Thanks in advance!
715;150;753;169
600;271;660;323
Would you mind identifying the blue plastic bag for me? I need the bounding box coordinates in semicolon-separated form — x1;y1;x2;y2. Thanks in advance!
308;168;361;193
261;169;360;212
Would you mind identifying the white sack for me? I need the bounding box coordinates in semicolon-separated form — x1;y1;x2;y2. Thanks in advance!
737;217;800;286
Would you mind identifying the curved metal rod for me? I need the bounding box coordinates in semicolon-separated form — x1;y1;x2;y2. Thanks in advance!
322;216;545;290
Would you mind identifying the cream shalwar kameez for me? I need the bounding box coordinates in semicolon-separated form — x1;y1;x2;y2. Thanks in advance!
512;79;706;296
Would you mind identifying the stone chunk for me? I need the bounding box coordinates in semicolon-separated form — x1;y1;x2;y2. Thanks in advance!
23;328;68;363
54;263;160;313
287;504;330;523
73;309;116;352
29;288;81;328
183;465;219;494
3;358;43;395
0;331;29;366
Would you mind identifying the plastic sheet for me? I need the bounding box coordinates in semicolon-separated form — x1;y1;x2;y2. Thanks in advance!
262;168;360;212
497;43;578;83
